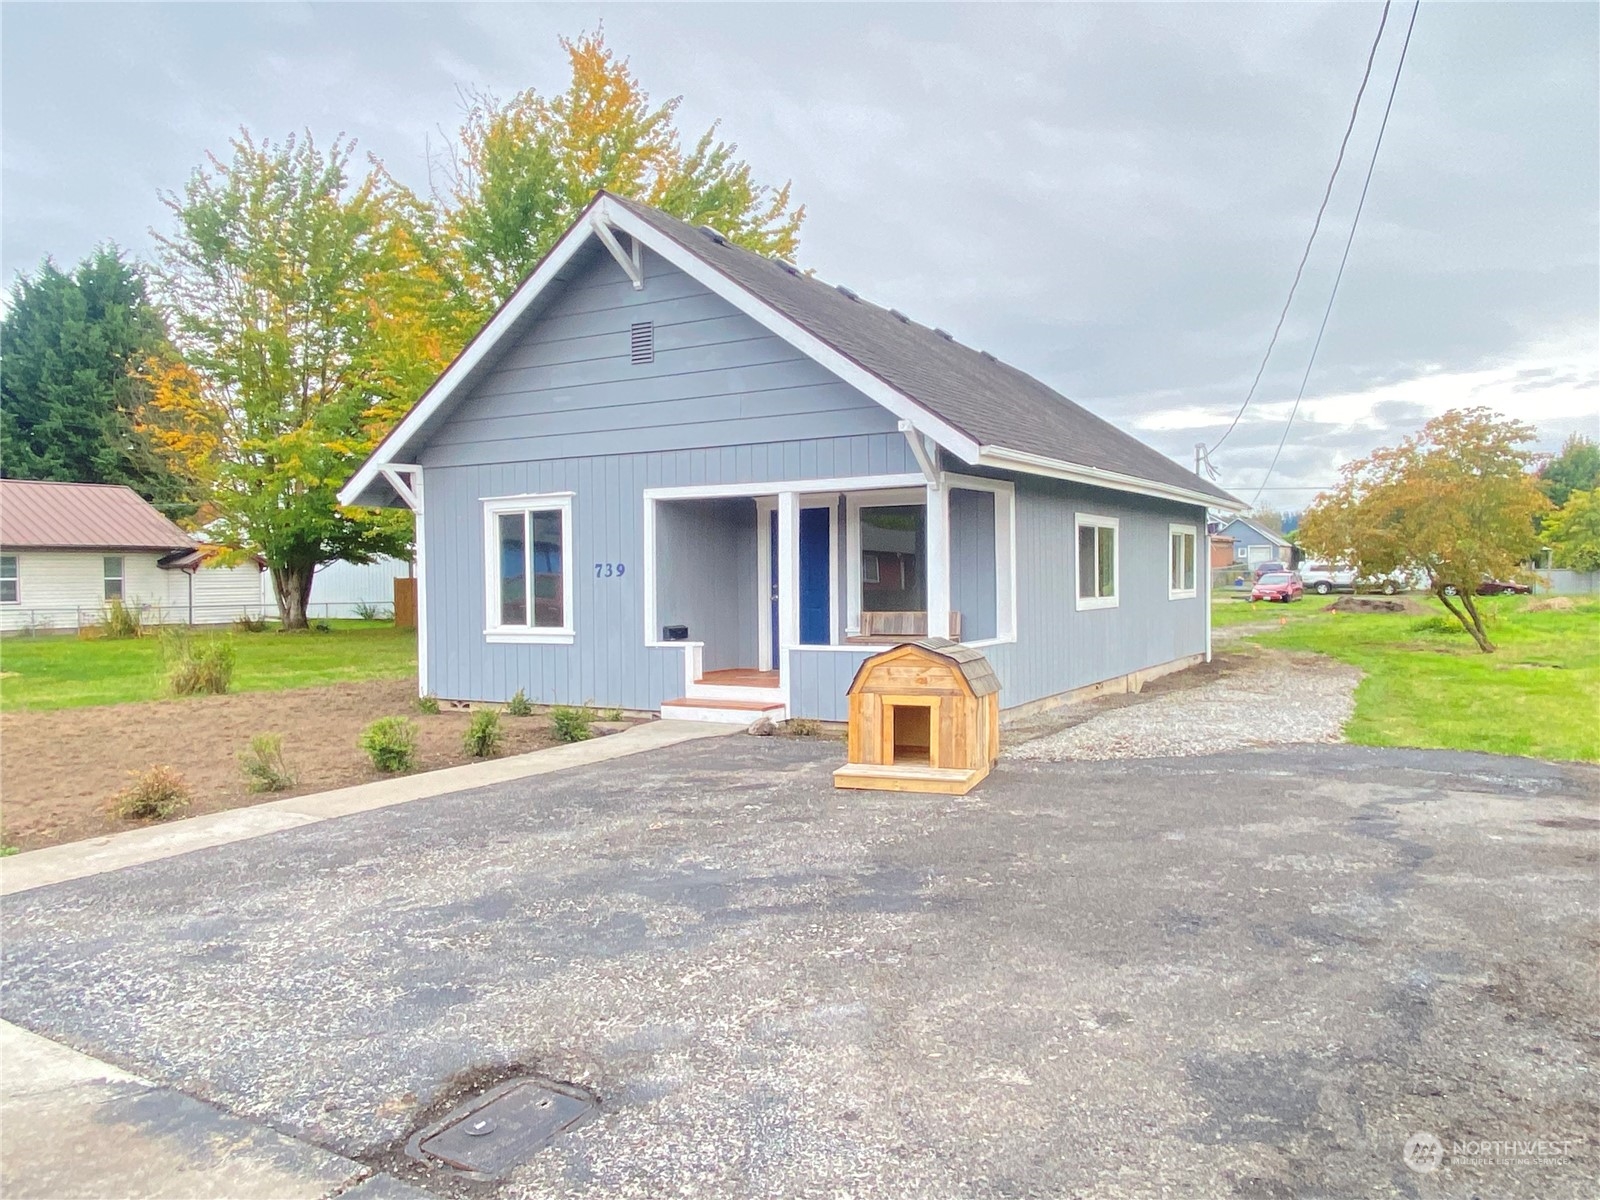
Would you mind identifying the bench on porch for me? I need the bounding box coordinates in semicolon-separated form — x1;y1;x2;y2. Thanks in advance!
849;610;961;644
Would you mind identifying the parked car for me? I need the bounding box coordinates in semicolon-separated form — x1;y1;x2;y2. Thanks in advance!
1299;562;1357;595
1253;560;1290;580
1442;578;1533;597
1250;571;1303;603
1354;572;1420;596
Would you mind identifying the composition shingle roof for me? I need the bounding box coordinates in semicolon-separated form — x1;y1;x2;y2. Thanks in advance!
605;193;1238;506
0;479;194;551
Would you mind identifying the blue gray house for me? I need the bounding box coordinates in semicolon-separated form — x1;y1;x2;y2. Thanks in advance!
1214;515;1293;568
341;193;1242;724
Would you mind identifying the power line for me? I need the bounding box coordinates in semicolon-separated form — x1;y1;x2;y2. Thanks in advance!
1250;0;1421;508
1205;0;1394;462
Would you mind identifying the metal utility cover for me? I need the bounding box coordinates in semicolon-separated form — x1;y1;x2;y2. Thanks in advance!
407;1077;597;1179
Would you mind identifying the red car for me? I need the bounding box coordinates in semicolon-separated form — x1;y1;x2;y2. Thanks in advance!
1443;578;1533;597
1250;571;1303;603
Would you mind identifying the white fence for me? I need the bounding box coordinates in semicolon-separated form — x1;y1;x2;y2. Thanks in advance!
1536;570;1600;596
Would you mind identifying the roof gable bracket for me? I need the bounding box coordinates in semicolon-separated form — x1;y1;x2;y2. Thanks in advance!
379;464;423;513
899;421;940;490
590;214;644;290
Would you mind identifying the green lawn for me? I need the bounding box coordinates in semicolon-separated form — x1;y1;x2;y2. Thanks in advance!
1226;594;1600;762
0;621;416;712
1210;590;1341;627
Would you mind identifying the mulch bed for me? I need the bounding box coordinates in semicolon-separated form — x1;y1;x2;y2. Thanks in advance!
0;679;565;852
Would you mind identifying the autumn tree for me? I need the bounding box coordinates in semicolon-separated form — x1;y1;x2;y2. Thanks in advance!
0;247;187;514
1299;408;1550;652
439;31;804;307
143;132;470;628
1543;489;1600;572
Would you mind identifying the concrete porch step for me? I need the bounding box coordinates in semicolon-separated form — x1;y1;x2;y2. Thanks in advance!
660;697;787;725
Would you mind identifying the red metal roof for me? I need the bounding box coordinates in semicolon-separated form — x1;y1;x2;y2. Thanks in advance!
0;479;194;551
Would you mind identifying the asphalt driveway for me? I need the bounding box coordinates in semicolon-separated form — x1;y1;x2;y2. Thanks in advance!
3;738;1596;1198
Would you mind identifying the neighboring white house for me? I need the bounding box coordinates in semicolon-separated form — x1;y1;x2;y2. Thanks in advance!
0;479;266;632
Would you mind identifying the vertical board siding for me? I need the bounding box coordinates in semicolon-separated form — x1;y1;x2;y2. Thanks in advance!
655;498;758;670
949;487;998;641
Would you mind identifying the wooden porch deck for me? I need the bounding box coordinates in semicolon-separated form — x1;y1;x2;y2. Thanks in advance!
696;667;780;688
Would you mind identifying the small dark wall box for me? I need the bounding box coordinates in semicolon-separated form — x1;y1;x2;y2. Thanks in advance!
662;624;689;641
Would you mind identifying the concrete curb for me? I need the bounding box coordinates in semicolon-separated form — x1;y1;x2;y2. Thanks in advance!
1;719;737;896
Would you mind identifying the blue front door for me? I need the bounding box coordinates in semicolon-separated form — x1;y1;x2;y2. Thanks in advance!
799;507;830;645
770;507;832;661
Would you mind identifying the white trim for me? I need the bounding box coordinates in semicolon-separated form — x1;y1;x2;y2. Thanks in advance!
756;497;776;671
0;554;18;605
378;464;421;512
926;481;950;640
776;491;800;710
900;421;940;487
976;446;1239;511
412;470;428;696
944;472;1018;643
601;199;984;463
642;474;925;503
590;214;644;289
481;491;576;641
1074;512;1120;611
1168;522;1199;600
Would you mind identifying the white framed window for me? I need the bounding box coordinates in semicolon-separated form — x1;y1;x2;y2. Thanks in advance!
103;556;124;602
0;555;17;604
1169;524;1198;599
482;493;574;643
1075;514;1118;610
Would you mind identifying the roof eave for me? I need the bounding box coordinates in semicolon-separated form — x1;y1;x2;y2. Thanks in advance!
974;445;1243;512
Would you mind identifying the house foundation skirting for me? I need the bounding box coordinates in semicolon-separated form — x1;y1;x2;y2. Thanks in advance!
998;653;1205;727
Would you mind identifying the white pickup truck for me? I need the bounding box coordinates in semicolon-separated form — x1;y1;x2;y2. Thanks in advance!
1298;563;1357;595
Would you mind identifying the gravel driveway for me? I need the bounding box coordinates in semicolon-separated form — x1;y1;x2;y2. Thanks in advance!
1008;650;1359;762
3;738;1596;1198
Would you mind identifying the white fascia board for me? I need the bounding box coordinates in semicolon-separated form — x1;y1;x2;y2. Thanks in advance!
597;198;984;464
975;445;1239;512
337;201;607;508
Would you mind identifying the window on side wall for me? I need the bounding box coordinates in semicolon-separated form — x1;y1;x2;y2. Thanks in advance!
103;555;124;602
0;555;17;603
1075;514;1118;610
483;494;574;643
1169;524;1198;599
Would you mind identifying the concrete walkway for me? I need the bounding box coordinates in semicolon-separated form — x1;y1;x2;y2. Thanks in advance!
1;718;736;896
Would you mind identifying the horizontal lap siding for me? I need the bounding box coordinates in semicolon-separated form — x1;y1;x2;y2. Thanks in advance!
414;243;912;709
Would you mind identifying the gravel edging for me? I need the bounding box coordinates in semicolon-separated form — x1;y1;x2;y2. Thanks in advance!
1006;652;1360;762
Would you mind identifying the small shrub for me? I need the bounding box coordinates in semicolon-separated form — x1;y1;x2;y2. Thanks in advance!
100;598;144;639
312;620;332;633
602;706;625;722
232;613;270;633
163;630;236;696
550;704;595;743
109;765;192;821
0;843;19;858
463;708;504;758
1410;615;1459;635
239;733;295;792
783;717;823;738
504;688;534;717
414;693;441;715
353;600;392;622
361;716;418;773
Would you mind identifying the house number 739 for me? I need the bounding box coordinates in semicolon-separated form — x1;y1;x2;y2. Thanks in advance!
594;562;626;578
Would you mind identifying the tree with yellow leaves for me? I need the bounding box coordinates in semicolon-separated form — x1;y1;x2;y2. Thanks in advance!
144;132;475;628
1299;408;1549;652
440;31;805;307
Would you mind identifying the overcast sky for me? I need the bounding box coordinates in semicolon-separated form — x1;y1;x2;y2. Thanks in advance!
3;2;1595;508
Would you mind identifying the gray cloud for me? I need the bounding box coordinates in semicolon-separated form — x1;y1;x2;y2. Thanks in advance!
3;2;1594;509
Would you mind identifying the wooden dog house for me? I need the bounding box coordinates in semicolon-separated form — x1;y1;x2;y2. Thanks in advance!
833;638;1000;795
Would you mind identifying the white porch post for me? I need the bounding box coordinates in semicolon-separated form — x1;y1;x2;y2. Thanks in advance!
777;491;800;689
926;477;952;640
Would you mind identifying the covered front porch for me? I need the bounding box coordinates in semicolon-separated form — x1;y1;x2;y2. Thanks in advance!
644;471;1014;722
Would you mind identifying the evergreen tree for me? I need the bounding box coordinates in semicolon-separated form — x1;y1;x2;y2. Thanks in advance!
0;247;186;513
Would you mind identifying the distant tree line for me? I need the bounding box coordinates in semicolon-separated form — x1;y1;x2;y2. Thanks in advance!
0;31;804;627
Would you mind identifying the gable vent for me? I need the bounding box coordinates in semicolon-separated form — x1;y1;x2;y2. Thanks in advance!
630;321;655;365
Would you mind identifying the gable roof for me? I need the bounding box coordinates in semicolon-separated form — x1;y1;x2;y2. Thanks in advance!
847;637;1001;698
341;192;1240;510
0;479;194;552
1221;515;1291;547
